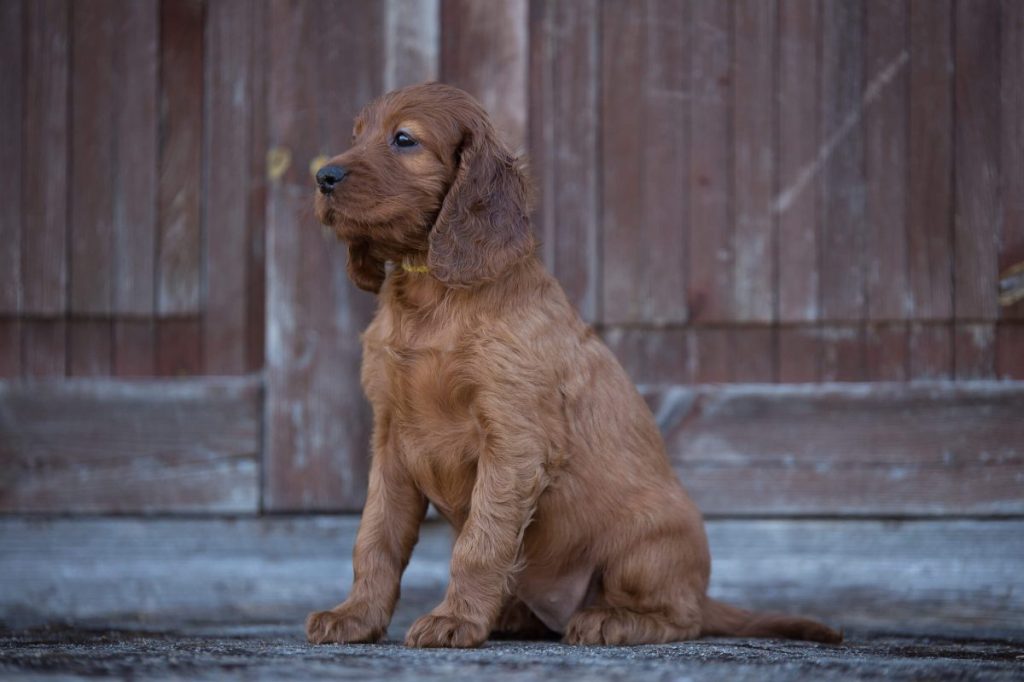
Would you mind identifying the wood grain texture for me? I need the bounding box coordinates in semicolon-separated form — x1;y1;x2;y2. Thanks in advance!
69;0;117;315
954;0;1001;321
385;0;439;91
113;320;156;377
1002;0;1024;320
954;323;995;380
777;0;820;323
819;0;865;322
777;326;820;383
602;327;692;386
865;323;907;382
205;0;256;374
21;320;66;379
691;328;734;383
0;377;260;513
21;0;69;316
67;320;113;378
732;327;776;383
0;321;20;379
649;382;1024;515
995;323;1024;379
0;0;23;314
688;0;733;323
819;324;866;382
113;0;159;315
529;0;601;323
246;0;268;373
907;0;953;320
864;0;908;321
156;318;202;377
158;0;204;316
3;517;1022;637
732;0;776;323
440;0;528;151
908;322;952;380
264;0;383;511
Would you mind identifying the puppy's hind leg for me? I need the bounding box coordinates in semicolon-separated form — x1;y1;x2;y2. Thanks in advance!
564;525;708;646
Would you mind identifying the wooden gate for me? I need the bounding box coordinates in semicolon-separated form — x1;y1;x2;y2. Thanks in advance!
2;0;1023;517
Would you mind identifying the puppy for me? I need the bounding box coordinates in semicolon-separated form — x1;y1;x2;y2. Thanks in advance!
306;82;841;648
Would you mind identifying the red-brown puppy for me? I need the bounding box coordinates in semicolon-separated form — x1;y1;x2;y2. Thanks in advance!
306;82;841;648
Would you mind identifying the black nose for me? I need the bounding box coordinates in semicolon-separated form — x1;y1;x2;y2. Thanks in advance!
316;165;348;194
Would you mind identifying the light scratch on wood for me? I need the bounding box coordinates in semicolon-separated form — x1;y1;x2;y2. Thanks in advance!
774;50;909;214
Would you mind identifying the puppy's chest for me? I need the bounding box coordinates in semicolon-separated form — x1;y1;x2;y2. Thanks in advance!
364;328;483;519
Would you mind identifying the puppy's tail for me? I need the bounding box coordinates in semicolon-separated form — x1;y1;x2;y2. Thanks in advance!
700;597;843;644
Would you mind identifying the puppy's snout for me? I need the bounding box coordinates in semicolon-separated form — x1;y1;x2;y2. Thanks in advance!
316;164;348;194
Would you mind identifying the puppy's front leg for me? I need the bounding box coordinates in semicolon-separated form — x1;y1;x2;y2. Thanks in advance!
406;439;546;648
307;413;427;644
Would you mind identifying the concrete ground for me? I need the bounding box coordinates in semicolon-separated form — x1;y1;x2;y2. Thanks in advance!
3;517;1023;680
3;621;1023;682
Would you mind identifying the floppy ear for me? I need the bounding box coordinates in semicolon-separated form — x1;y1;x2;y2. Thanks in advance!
428;125;534;287
347;239;386;293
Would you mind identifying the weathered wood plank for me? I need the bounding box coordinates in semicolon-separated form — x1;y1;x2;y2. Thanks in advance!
953;323;996;380
21;320;66;379
907;0;953;320
908;322;952;380
156;318;202;377
158;0;204;316
205;0;256;374
688;0;733;323
1;517;1021;637
777;326;820;383
732;327;776;383
819;324;865;381
265;0;383;511
602;327;691;386
733;0;776;323
954;0;1001;321
0;320;20;379
865;323;907;382
691;328;733;383
601;1;689;325
995;323;1024;379
440;0;527;151
67;320;113;378
777;0;820;323
0;377;261;513
819;0;865;322
648;382;1024;516
69;0;117;315
113;320;156;377
529;0;601;323
0;0;23;314
1002;0;1024;320
384;0;439;91
864;0;908;321
246;0;268;373
21;0;69;316
113;0;159;315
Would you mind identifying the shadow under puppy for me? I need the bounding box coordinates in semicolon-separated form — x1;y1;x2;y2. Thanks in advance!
306;82;841;648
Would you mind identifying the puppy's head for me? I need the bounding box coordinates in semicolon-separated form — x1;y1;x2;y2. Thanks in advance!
315;82;533;293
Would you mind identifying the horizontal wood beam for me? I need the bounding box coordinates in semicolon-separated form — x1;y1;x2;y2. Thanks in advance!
644;382;1024;517
0;377;262;513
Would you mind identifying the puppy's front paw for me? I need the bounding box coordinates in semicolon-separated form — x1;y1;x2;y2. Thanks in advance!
306;605;385;644
405;613;488;648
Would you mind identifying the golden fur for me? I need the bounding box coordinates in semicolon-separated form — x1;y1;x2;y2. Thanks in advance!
305;82;842;648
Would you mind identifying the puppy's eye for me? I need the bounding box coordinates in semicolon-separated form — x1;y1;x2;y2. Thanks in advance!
393;131;417;148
